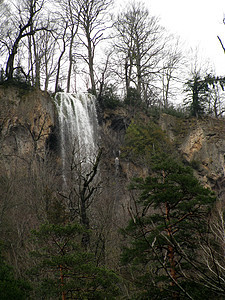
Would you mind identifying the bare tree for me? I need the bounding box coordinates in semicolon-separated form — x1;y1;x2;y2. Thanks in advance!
113;1;165;104
198;202;225;296
74;0;113;95
54;22;68;93
64;0;80;93
58;143;102;250
161;37;184;107
54;0;81;92
0;1;13;73
1;0;47;81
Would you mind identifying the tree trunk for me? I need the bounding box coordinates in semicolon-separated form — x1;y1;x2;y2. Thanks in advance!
28;35;35;85
136;50;142;97
55;33;66;93
32;34;41;88
67;34;74;93
166;202;179;299
80;200;90;250
87;35;96;95
6;32;23;80
59;265;66;300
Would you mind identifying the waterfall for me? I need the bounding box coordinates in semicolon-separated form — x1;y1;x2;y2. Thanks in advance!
55;92;99;181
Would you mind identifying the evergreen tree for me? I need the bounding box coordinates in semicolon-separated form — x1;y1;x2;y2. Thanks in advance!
29;222;120;299
121;119;171;164
124;87;142;107
184;73;209;117
0;245;31;300
121;156;217;299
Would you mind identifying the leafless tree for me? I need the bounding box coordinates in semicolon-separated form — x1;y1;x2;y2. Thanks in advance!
206;79;225;118
74;0;113;95
54;0;81;92
161;37;184;107
113;1;165;103
0;0;47;82
54;22;68;93
58;142;102;249
198;202;225;295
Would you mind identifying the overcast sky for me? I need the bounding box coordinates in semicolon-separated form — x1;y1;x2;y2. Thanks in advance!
115;0;225;76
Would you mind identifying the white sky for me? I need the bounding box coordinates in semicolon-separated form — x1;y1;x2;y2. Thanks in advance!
115;0;225;76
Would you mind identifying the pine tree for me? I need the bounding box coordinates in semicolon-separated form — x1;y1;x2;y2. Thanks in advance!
121;156;217;299
121;119;171;164
0;245;30;300
29;222;120;299
184;73;209;117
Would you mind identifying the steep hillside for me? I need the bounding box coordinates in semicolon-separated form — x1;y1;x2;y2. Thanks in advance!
1;86;225;197
0;87;224;299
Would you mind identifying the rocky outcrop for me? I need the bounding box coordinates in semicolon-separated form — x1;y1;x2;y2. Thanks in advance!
0;86;57;174
1;85;225;199
159;113;225;195
0;87;224;274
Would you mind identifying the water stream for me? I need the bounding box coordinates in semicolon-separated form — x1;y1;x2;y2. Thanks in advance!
55;92;99;181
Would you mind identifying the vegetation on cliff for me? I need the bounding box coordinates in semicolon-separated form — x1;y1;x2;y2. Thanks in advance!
119;114;224;299
0;84;225;298
0;0;225;298
121;157;217;299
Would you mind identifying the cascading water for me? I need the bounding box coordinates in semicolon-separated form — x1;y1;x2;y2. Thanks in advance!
55;92;99;182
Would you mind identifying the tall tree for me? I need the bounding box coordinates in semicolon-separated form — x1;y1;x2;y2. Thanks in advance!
75;0;113;95
161;37;184;107
2;0;47;82
54;22;68;93
0;245;30;300
30;222;120;299
113;1;165;104
121;156;217;299
184;71;209;117
204;74;225;118
184;72;225;118
56;0;81;92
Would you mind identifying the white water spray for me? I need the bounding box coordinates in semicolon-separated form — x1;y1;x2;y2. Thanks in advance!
55;92;99;181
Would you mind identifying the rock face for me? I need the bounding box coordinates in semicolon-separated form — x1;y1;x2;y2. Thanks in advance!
0;86;57;174
0;87;224;274
159;113;225;197
1;86;225;199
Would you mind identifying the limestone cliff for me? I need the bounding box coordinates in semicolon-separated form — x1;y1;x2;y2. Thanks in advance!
0;85;57;174
1;87;225;276
1;86;225;199
159;113;225;197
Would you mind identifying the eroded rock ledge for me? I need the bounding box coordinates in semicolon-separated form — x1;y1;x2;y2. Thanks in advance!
159;113;225;195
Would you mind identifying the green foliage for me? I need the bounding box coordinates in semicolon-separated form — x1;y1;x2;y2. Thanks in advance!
121;156;217;299
0;244;31;300
162;105;188;118
29;222;120;299
184;73;209;117
0;78;33;95
184;73;225;118
98;85;122;109
124;87;142;107
121;119;171;163
204;74;225;90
